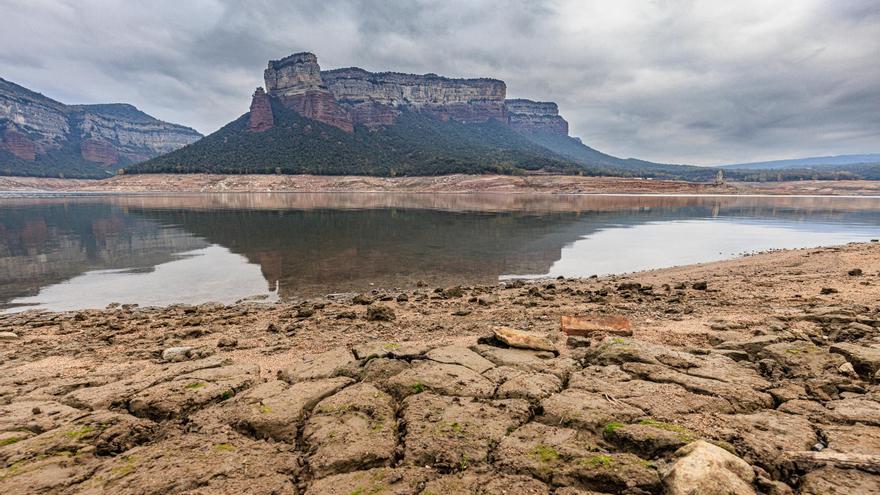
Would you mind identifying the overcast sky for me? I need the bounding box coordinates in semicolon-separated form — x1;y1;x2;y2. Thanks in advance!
2;0;879;165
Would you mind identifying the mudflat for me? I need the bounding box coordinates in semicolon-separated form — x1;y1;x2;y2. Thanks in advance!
2;242;880;493
4;173;880;196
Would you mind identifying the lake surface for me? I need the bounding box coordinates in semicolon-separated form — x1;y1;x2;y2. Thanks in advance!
1;193;879;312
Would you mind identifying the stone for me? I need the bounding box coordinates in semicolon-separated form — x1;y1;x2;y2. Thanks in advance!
715;334;787;355
401;393;530;469
539;388;644;433
799;466;880;494
425;345;495;373
0;331;19;341
278;347;357;383
303;383;396;477
366;304;396;321
716;411;817;475
219;377;353;442
603;420;696;458
758;341;847;378
560;315;632;337
384;361;495;398
830;343;880;379
492;326;557;353
663;440;756;495
496;422;659;493
217;337;237;348
848;268;864;276
838;361;858;377
472;344;576;379
247;87;274;131
352;341;431;360
495;371;563;402
421;471;551;494
506;99;569;135
161;346;192;362
304;467;437;495
825;397;880;425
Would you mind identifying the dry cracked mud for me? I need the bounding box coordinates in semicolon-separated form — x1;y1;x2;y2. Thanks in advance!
2;242;880;493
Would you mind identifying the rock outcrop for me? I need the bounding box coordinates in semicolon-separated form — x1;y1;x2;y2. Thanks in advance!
0;77;202;176
506;99;570;135
322;67;507;128
263;53;353;133
247;87;273;132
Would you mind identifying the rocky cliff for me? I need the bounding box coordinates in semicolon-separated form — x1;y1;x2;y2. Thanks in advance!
0;78;202;177
505;99;569;135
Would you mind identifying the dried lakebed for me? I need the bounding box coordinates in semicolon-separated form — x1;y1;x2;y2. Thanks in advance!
2;243;880;494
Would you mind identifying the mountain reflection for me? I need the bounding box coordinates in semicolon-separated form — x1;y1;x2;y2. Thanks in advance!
1;193;879;311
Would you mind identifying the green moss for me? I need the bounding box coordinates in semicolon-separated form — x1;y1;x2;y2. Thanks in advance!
530;445;560;463
64;425;95;439
219;389;234;401
258;404;272;414
214;443;235;452
638;419;695;441
0;436;22;447
581;454;614;468
603;421;625;437
383;343;401;350
410;382;425;394
611;337;626;345
185;382;206;390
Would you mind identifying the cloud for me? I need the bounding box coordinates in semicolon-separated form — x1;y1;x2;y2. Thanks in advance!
0;0;878;164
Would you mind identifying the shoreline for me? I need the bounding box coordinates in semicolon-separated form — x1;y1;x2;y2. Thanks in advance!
4;173;880;196
2;242;880;492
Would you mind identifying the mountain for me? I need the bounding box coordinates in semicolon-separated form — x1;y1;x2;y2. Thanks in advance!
133;51;700;178
0;78;202;178
722;154;880;170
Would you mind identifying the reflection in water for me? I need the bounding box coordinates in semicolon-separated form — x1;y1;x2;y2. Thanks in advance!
1;193;879;312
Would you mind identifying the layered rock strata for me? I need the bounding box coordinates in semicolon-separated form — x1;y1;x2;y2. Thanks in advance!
263;53;353;132
505;98;569;135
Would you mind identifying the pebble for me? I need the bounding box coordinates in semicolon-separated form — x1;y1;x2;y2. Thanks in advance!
0;331;19;341
161;346;192;362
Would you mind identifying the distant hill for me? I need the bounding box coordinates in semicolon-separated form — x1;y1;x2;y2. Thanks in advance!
130;51;709;179
0;78;202;178
722;154;880;170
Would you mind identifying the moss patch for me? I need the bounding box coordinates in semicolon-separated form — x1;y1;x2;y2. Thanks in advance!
581;454;614;468
185;382;206;390
530;445;560;463
64;425;95;439
0;436;22;447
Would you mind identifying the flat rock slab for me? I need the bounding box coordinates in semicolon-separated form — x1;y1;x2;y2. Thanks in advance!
352;341;432;360
402;393;530;469
603;421;696;459
759;341;847;378
278;347;357;383
425;345;495;373
799;466;880;495
128;364;259;420
304;467;438;495
493;326;557;353
0;400;83;435
223;376;353;443
822;424;880;455
472;344;575;379
830;343;880;379
303;382;397;478
540;388;644;433
825;397;880;426
716;411;817;475
495;370;563;402
385;361;495;398
664;440;756;495
77;432;302;495
497;422;659;493
421;472;551;494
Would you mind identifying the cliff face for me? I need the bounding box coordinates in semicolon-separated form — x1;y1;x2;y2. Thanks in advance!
505;99;569;135
0;78;202;176
263;53;354;132
322;67;507;128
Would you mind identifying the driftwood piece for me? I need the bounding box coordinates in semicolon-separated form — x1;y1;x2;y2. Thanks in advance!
784;451;880;473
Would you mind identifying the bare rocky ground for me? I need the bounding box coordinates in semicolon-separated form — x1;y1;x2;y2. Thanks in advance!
2;242;880;494
3;173;880;196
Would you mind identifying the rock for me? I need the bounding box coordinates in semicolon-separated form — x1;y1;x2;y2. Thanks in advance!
366;304;396;321
717;411;817;475
421;471;551;494
278;347;357;383
848;268;864;276
820;287;839;295
603;420;696;458
715;334;788;356
304;467;437;495
476;294;499;306
539;388;644;433
401;393;530;469
799;466;880;494
663;440;756;495
352;341;431;360
0;331;19;341
830;343;880;379
385;361;495;398
425;345;495;373
303;383;396;477
247;87;274;131
495;370;563;402
692;281;708;290
566;336;591;348
351;293;375;305
759;341;847;379
560;315;632;337
217;337;237;348
506;99;569;136
492;326;557;353
472;344;576;380
161;346;193;362
825;397;880;425
838;361;858;377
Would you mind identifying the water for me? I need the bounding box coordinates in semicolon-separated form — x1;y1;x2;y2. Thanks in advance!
1;193;878;312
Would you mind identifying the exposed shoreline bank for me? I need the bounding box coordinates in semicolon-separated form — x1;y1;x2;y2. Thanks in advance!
4;173;880;196
1;242;880;493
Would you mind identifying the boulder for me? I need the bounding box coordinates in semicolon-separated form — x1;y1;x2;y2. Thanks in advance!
663;440;756;495
493;326;557;353
830;343;880;379
161;346;192;362
0;331;19;341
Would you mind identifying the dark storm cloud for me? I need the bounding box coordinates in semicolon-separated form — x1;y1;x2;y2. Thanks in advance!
1;0;878;164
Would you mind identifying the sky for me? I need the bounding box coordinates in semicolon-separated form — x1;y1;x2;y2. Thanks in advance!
1;0;879;165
